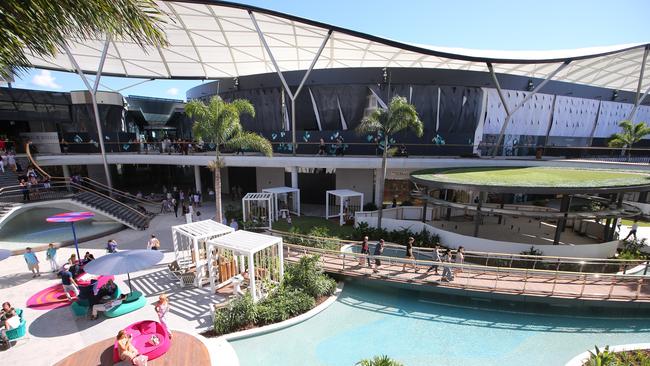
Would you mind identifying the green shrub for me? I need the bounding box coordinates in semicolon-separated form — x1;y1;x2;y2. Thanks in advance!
586;345;616;366
363;202;378;211
356;355;404;366
256;288;314;325
213;293;256;335
283;255;337;298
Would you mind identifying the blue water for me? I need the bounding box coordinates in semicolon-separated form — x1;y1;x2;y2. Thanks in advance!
231;281;650;366
0;207;123;250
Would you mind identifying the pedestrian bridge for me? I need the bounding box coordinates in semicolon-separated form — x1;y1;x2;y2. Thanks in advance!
275;233;650;303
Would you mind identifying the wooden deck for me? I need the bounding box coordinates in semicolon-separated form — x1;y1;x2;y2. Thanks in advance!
53;331;211;366
286;247;650;302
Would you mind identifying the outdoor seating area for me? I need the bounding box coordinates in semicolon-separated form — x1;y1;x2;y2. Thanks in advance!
4;308;27;343
112;320;171;363
262;186;301;221
171;220;234;288
242;192;273;229
325;189;364;226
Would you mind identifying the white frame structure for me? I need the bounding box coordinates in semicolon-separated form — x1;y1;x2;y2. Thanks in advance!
242;192;273;229
207;230;284;302
171;220;233;287
326;189;364;226
262;186;301;221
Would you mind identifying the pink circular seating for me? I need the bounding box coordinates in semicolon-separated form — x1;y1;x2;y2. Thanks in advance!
112;320;171;364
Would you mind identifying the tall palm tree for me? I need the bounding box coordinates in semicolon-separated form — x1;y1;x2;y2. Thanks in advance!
0;0;167;77
356;355;404;366
356;96;423;229
608;120;650;161
186;96;272;223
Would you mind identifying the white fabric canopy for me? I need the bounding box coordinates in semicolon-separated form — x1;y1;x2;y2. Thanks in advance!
172;219;233;240
262;186;298;194
23;0;650;92
327;189;363;198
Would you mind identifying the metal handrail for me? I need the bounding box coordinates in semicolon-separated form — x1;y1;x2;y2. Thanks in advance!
271;229;648;273
284;243;649;300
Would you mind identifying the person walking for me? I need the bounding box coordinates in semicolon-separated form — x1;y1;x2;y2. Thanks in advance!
426;244;442;274
623;219;639;241
23;247;40;277
60;267;79;301
154;294;171;338
402;237;418;272
46;243;58;272
454;246;465;277
147;234;161;250
230;218;239;231
172;198;179;218
441;249;454;282
360;236;371;267
373;239;385;273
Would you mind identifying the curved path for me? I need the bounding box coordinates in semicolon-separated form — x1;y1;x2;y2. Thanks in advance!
53;331;211;366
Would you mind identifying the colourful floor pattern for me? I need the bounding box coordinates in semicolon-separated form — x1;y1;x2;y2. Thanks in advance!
26;275;114;310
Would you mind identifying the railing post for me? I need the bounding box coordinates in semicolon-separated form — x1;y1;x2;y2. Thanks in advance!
551;269;559;295
494;266;499;290
509;255;514;268
342;254;346;271
644;261;649;276
636;278;642;300
522;269;529;293
485;253;490;267
608;275;616;299
579;274;586;297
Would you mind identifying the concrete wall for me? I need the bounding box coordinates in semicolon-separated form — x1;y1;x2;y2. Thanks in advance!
256;167;285;191
86;164;108;185
335;168;374;204
356;216;619;258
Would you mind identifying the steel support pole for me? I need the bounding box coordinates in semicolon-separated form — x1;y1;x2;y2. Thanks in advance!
627;46;649;121
488;61;570;157
249;10;331;155
64;40;113;189
553;194;571;245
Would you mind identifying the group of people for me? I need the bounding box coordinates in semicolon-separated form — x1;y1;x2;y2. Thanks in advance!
358;236;465;281
161;186;202;219
316;136;346;156
0;149;17;174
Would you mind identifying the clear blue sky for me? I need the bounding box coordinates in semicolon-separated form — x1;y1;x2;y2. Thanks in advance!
13;0;650;99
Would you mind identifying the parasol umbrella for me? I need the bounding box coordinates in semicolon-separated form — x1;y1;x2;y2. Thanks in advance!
83;249;164;292
46;211;95;261
0;249;11;261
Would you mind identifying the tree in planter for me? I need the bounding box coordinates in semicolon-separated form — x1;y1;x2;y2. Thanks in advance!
356;96;423;229
186;96;272;222
356;355;404;366
608;120;650;161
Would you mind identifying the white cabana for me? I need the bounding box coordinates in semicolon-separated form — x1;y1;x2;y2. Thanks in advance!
326;189;364;226
171;220;234;287
207;230;284;302
262;186;301;221
242;192;273;229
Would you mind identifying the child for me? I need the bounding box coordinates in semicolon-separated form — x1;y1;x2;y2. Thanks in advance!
46;243;58;272
154;294;171;338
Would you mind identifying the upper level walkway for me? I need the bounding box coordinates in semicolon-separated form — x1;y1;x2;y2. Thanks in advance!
284;243;650;303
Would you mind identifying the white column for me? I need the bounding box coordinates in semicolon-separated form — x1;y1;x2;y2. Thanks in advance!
291;167;298;188
374;168;382;207
278;239;284;280
62;165;71;191
325;191;330;218
248;253;257;302
193;238;201;287
194;165;202;194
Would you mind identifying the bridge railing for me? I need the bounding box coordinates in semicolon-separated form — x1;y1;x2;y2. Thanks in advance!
284;243;650;301
270;229;649;275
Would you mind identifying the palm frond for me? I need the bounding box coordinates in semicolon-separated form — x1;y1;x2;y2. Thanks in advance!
225;132;273;157
356;109;386;135
0;0;167;78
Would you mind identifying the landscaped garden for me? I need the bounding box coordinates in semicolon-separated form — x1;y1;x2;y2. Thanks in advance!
585;345;650;366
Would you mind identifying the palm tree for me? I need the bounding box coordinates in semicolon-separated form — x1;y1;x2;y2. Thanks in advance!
356;96;423;229
186;96;272;223
1;0;167;77
356;355;404;366
608;120;650;161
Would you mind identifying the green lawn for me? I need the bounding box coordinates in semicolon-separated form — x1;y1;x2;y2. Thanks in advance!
272;216;355;239
621;219;650;227
411;167;650;188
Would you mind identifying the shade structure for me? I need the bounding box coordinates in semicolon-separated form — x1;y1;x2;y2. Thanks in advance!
326;189;364;226
0;249;11;261
83;249;164;292
46;211;95;262
242;192;273;229
22;1;650;93
262;187;301;221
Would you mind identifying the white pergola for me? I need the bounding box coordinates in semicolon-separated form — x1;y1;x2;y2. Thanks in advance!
262;186;301;221
242;192;273;229
171;219;233;287
207;230;284;302
326;189;364;226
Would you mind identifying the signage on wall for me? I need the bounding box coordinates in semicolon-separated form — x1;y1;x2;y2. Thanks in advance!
20;132;61;153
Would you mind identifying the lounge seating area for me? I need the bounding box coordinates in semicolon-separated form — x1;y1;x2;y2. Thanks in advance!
104;292;146;318
112;320;171;363
5;308;27;342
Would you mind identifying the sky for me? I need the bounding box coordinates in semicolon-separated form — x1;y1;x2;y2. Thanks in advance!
11;0;650;100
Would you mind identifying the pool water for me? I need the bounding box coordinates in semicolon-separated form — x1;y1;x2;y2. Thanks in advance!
0;206;124;250
231;281;650;366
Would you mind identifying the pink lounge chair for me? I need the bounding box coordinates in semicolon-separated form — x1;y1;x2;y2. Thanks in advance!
112;320;171;364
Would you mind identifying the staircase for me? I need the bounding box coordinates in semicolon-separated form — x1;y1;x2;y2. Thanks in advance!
71;191;151;230
0;170;20;189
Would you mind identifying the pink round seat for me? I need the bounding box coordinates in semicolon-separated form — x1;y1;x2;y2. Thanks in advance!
112;320;171;364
